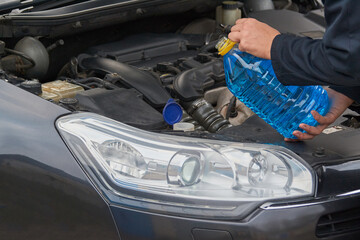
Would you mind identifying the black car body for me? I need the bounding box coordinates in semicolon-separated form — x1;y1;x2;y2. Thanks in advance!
0;1;360;239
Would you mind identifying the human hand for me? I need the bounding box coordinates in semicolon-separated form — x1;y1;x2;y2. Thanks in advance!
228;18;280;59
285;88;354;141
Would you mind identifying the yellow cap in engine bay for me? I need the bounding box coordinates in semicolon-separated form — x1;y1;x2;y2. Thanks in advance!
216;37;236;56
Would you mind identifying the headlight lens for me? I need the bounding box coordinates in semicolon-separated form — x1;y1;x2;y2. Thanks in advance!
57;113;315;219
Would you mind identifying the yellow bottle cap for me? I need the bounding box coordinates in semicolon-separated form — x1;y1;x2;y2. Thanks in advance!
216;37;236;56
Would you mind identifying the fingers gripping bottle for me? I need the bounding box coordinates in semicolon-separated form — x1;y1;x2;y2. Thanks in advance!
216;37;329;139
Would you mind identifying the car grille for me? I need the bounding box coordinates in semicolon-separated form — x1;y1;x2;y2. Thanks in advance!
316;207;360;238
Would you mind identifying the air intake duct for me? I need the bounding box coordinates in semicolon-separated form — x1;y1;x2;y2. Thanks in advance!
185;98;232;133
78;55;170;108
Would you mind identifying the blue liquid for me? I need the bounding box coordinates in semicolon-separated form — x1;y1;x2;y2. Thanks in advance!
224;49;329;139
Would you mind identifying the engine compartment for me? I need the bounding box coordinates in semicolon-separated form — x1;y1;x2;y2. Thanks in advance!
1;0;358;149
53;32;239;133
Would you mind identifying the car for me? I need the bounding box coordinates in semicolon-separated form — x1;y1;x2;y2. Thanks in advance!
1;0;360;239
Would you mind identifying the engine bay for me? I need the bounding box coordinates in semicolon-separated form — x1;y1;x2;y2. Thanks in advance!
0;0;358;150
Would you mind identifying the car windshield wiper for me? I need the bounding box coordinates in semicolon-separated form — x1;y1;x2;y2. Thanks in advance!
0;0;89;14
0;0;47;12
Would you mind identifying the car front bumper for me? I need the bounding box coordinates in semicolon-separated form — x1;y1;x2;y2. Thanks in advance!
110;192;360;240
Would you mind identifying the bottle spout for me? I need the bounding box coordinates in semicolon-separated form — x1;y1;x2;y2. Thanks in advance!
216;37;236;56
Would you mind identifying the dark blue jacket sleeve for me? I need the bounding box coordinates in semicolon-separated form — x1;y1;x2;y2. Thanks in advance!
270;0;360;102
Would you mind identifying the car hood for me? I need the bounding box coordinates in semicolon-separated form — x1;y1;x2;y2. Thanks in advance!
0;0;221;38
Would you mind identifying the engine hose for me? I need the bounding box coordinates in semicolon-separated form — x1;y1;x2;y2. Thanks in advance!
58;57;79;79
186;98;232;133
4;48;36;68
181;110;205;131
199;40;218;53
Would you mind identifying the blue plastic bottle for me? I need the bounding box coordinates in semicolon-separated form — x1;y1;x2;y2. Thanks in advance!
216;37;329;139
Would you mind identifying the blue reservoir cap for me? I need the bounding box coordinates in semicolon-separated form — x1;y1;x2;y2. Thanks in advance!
163;98;183;125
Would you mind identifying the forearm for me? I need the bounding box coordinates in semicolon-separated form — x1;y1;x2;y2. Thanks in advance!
329;86;360;103
326;88;354;112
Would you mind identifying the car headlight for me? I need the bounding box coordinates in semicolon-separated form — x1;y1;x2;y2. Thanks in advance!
56;113;315;219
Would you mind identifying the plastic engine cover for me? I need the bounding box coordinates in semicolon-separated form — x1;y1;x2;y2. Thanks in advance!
75;88;167;130
87;33;189;64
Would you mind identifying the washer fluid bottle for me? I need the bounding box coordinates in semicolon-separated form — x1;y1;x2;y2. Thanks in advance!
216;37;329;139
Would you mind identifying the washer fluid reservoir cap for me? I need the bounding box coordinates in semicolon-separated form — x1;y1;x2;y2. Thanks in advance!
163;98;183;125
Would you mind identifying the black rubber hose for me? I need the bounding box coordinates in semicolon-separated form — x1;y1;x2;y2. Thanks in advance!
4;48;36;68
187;98;232;133
199;40;218;53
